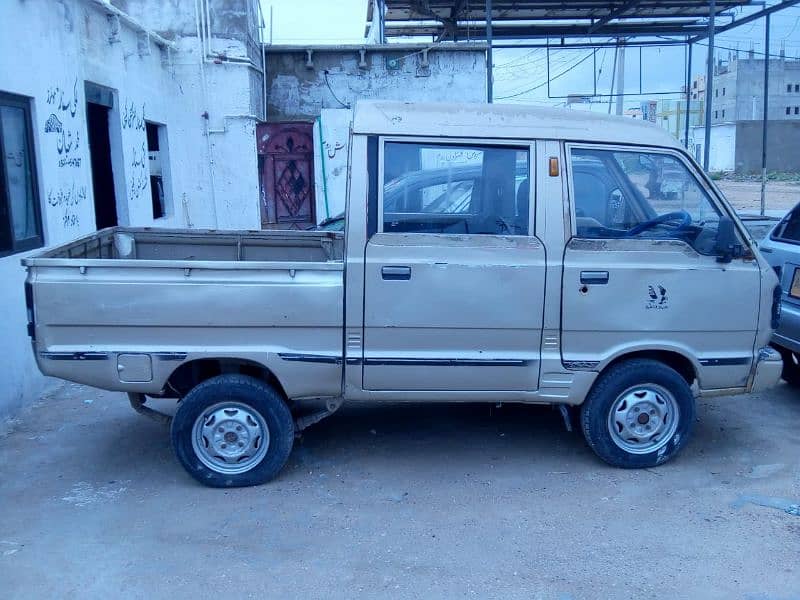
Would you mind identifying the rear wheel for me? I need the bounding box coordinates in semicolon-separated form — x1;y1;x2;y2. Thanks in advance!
171;375;294;487
580;359;695;468
774;345;800;386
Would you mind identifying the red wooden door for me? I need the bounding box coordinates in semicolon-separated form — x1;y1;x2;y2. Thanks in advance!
257;122;316;229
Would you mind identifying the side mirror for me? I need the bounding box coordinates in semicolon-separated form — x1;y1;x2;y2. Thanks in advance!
715;215;743;263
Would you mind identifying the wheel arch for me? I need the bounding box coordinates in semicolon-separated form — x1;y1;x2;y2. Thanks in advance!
164;357;288;400
597;348;698;386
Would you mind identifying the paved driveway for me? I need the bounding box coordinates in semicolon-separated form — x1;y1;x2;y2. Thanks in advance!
1;382;799;599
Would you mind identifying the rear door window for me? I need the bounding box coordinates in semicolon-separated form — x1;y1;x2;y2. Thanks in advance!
382;142;530;235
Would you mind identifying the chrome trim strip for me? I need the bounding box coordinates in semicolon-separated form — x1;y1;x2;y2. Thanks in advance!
699;357;751;367
40;352;109;361
278;353;343;365
153;352;188;361
563;360;600;370
363;357;531;367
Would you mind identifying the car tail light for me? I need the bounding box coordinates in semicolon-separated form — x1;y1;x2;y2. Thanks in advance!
772;284;782;330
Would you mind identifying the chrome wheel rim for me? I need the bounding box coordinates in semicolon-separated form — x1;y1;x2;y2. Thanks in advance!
606;384;680;455
191;402;270;474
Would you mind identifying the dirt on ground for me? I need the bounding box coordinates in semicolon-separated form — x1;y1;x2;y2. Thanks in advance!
717;179;800;215
1;382;799;599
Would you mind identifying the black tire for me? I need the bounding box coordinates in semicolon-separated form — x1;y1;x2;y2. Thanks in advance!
580;359;695;469
773;345;800;386
171;374;294;488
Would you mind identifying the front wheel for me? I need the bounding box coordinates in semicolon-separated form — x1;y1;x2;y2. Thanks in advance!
171;375;295;487
580;359;695;468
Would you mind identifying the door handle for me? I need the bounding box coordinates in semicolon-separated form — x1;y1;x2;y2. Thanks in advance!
382;266;411;281
580;270;609;285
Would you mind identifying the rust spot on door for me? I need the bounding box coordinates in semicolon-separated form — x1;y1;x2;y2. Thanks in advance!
257;122;315;229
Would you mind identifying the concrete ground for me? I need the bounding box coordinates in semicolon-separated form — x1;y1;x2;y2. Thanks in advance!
1;382;799;599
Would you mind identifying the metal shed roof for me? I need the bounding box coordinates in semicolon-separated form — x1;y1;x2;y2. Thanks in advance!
368;0;753;39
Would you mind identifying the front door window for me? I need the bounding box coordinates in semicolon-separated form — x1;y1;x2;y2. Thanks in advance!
570;148;723;255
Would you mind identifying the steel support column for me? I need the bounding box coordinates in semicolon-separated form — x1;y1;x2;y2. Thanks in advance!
760;12;771;215
486;0;493;102
703;0;716;171
684;42;693;149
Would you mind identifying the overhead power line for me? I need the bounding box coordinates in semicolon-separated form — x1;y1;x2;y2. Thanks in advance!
495;51;596;100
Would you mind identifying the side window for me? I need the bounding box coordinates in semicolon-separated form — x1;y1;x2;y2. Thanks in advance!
382;141;530;235
772;206;800;243
570;147;722;254
0;92;43;256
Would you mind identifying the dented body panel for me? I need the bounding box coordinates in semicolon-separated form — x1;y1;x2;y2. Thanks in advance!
23;101;780;408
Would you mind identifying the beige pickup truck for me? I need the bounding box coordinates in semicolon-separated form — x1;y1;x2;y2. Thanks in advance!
24;101;782;487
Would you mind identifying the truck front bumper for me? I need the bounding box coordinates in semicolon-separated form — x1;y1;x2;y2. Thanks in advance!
750;346;783;393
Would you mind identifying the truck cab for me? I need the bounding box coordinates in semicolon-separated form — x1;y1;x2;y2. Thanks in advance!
24;101;782;487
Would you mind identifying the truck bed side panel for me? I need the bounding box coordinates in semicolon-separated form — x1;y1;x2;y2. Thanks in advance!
30;264;343;399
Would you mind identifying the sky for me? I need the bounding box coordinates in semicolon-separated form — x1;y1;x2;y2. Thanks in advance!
259;0;368;44
260;0;800;110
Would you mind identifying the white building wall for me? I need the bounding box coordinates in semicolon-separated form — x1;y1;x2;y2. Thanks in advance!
0;0;262;425
689;123;737;172
266;45;487;120
313;108;352;221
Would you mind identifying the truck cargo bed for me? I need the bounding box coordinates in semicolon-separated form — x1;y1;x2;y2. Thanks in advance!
23;227;345;400
23;227;344;266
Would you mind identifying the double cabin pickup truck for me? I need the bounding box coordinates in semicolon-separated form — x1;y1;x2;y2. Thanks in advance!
24;101;782;487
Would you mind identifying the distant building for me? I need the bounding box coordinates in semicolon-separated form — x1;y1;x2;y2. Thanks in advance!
623;107;643;119
655;99;704;146
710;55;800;123
690;75;706;102
690;54;800;173
690;120;800;173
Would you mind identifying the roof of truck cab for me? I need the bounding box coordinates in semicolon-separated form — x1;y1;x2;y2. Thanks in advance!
352;101;682;150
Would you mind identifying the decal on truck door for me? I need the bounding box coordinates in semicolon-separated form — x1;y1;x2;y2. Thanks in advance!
646;285;669;310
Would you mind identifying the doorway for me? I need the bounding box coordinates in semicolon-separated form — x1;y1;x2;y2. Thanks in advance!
256;122;316;229
86;96;118;229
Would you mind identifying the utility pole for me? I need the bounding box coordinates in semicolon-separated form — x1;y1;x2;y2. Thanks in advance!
607;44;619;114
615;43;626;115
760;12;771;216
